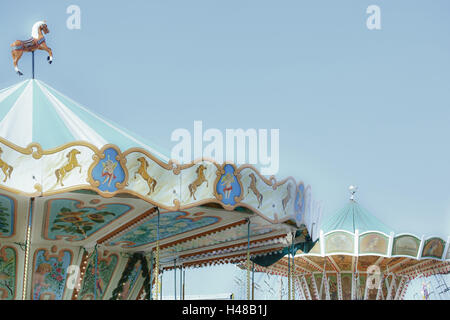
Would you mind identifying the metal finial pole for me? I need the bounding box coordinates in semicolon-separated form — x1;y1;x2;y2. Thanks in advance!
349;185;358;201
32;51;35;79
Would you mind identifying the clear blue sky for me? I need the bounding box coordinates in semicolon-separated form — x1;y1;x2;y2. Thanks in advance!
1;0;449;297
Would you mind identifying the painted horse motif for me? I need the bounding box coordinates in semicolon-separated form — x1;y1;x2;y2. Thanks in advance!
282;183;293;213
55;149;82;186
11;21;53;75
0;148;13;183
247;173;263;208
188;164;208;200
135;157;157;195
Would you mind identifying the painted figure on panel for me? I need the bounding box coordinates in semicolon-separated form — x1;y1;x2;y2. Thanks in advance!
247;173;263;209
220;173;234;199
135;157;157;195
32;263;52;299
188;165;208;200
0;148;13;183
55;149;81;186
101;155;118;187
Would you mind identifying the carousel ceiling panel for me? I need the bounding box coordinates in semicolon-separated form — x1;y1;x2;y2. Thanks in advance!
0;194;17;239
31;192;154;245
162;221;283;257
102;206;288;252
0;244;19;300
356;255;380;271
108;211;221;248
44;199;133;241
292;258;315;272
0;190;29;243
304;256;326;269
330;255;353;271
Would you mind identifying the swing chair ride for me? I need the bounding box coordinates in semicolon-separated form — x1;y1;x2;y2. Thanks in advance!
0;21;322;300
244;187;450;300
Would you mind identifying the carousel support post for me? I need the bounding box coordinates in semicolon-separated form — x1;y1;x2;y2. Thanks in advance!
94;244;98;300
23;197;34;300
154;208;160;300
252;261;255;300
32;51;35;79
183;268;185;300
174;259;177;300
149;251;153;300
288;248;291;300
291;245;295;300
160;273;163;300
180;265;183;301
246;219;251;300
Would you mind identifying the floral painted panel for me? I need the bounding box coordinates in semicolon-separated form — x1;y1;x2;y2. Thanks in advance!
0;247;16;300
110;211;220;248
0;195;15;238
78;253;118;300
45;199;132;241
32;249;72;300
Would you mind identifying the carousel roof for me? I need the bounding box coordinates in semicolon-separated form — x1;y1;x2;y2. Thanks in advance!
320;200;393;234
0;79;168;160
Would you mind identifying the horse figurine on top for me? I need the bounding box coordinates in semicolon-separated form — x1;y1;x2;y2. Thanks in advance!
11;21;53;75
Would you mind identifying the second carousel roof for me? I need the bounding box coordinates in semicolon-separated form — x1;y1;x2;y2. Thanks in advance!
0;79;169;160
320;200;393;234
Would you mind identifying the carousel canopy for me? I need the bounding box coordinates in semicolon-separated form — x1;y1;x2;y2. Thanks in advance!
0;79;168;161
0;78;320;300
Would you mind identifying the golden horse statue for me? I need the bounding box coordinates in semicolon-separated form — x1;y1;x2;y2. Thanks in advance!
188;164;208;200
247;173;263;208
0;148;13;183
11;21;53;75
55;149;82;186
135;157;157;195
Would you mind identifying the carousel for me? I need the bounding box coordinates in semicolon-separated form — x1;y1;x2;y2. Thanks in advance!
0;21;321;300
246;186;450;300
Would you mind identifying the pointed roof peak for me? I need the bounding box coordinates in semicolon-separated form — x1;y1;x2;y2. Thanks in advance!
320;188;394;235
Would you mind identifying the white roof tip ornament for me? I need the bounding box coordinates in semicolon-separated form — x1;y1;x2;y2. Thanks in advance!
349;185;358;201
